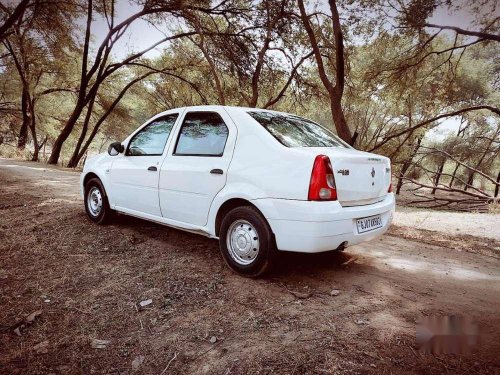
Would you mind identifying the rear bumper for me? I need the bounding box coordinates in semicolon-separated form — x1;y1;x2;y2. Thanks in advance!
254;194;395;253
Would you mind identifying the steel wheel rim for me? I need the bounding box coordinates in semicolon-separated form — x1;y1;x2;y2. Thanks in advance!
226;219;260;265
87;186;103;217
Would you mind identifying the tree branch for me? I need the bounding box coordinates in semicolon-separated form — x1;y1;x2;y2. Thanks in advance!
0;0;30;41
424;23;500;43
297;0;334;94
369;105;500;152
263;51;314;108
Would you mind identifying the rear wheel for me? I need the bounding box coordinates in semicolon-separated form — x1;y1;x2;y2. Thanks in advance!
84;178;113;224
219;206;276;277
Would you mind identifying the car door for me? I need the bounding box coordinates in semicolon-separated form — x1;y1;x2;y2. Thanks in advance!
109;113;179;217
159;109;236;226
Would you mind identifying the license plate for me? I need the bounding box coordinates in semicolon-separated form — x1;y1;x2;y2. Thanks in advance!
356;215;383;234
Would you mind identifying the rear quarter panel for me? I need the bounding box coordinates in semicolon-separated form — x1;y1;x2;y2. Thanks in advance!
223;109;315;200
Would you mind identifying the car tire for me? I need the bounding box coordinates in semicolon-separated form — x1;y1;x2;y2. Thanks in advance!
219;206;277;277
84;177;113;225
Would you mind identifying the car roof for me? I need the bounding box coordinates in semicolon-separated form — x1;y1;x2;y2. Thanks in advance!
155;105;287;118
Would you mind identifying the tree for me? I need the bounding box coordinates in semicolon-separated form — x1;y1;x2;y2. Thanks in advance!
181;0;313;109
297;0;354;145
48;0;242;165
2;0;80;159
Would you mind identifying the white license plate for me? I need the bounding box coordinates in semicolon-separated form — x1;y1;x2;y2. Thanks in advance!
356;215;383;234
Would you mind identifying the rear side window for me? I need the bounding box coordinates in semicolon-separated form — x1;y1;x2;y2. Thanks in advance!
248;111;348;148
127;114;178;156
174;112;229;156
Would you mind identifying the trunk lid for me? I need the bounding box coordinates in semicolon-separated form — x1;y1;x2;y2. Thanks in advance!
292;147;391;206
329;151;390;206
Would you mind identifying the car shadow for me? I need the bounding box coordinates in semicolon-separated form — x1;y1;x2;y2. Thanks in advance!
108;212;354;279
269;250;352;278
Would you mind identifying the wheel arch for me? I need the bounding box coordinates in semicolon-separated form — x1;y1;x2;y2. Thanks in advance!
83;172;99;188
82;171;111;200
214;198;267;238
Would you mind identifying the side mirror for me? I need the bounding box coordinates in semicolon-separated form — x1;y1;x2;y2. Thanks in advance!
108;142;124;156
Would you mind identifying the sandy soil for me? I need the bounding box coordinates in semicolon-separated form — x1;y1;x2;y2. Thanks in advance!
395;207;500;241
1;158;499;374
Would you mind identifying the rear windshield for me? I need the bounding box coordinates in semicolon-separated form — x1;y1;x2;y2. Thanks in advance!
248;111;348;148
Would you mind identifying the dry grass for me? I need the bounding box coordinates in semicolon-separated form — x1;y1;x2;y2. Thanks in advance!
488;200;500;214
1;160;499;374
0;144;31;160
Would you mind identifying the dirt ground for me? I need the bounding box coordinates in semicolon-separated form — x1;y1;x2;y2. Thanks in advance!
394;207;500;241
1;158;499;374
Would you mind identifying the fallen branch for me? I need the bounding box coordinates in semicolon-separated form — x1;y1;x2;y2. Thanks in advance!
369;106;500;152
418;146;500;187
160;351;178;375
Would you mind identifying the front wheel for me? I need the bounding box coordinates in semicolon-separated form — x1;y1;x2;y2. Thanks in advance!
219;206;277;277
84;178;113;224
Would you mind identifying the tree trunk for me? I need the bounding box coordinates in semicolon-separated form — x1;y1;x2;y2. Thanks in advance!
432;160;445;194
330;98;353;145
396;162;410;195
28;100;39;161
328;0;353;145
66;72;155;167
71;133;95;167
67;98;96;168
396;137;422;195
17;87;30;149
464;172;474;191
70;119;104;167
449;162;459;187
298;0;353;145
31;139;39;161
495;171;500;198
47;0;92;165
464;131;495;192
47;103;85;164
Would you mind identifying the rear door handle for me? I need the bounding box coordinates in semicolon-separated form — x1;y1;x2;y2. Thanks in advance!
210;169;223;175
148;166;157;171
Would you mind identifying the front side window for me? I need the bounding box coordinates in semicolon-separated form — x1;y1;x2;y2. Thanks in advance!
248;111;349;148
127;114;178;156
174;112;229;156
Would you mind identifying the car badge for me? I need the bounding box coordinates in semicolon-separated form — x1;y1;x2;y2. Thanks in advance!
371;167;375;178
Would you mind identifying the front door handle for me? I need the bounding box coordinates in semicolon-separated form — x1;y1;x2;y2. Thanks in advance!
210;169;223;175
148;166;157;171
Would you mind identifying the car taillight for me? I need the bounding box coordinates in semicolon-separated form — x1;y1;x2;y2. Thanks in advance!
388;183;393;193
308;155;337;201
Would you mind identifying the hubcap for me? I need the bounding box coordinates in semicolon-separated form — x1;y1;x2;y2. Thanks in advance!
87;186;103;217
226;219;260;265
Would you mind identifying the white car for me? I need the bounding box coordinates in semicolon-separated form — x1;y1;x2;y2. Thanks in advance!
81;105;394;276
